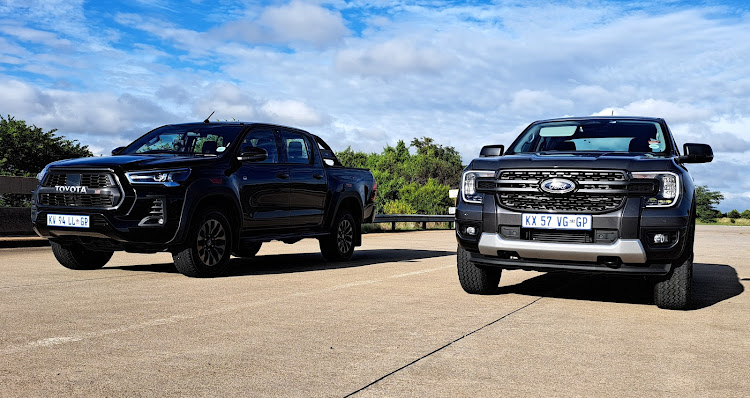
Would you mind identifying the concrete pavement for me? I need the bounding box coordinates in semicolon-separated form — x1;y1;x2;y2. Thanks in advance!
0;226;748;397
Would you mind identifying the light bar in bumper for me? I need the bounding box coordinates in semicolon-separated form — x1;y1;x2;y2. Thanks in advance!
477;233;647;264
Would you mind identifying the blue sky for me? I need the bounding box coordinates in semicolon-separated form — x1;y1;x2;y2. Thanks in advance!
1;0;750;211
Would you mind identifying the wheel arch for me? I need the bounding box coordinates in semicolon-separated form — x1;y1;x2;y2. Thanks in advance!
168;187;242;250
331;195;364;246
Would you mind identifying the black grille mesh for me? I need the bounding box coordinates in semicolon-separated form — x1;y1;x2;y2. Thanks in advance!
39;193;115;207
81;174;114;188
495;169;626;213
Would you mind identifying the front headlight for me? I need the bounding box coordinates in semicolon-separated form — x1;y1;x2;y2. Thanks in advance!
126;168;191;187
36;165;51;183
631;172;680;207
461;170;495;204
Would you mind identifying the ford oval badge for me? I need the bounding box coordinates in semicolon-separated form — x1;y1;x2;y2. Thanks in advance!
540;178;576;194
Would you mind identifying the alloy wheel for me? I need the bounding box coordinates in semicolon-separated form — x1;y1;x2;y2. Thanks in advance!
197;219;227;266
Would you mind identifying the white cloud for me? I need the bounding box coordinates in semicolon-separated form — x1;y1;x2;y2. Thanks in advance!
336;37;452;76
260;99;328;127
593;99;712;123
511;89;574;116
258;1;348;47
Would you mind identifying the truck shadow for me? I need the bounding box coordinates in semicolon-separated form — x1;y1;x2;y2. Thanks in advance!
226;248;454;276
110;248;455;276
498;262;744;310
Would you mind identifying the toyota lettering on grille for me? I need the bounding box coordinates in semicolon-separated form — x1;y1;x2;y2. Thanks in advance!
539;178;576;194
55;185;88;194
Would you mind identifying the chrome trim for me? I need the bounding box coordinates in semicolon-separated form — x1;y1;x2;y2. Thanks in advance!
477;233;647;263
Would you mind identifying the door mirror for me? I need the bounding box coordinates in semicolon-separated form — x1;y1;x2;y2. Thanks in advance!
237;147;268;162
480;145;504;157
112;146;125;155
680;143;713;163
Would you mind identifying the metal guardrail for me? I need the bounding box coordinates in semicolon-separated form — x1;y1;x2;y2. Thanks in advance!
371;214;454;230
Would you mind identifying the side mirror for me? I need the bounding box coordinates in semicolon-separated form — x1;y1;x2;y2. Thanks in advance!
680;143;713;163
237;147;268;162
480;145;504;157
112;146;125;155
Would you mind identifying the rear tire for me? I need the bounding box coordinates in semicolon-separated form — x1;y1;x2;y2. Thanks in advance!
233;242;262;258
51;241;113;270
457;245;501;294
654;255;693;310
319;210;356;261
173;207;233;277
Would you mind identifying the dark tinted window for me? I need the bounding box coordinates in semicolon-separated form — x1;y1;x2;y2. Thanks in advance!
280;131;310;164
240;129;278;163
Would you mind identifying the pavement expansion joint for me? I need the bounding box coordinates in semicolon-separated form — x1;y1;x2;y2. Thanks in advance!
342;296;544;397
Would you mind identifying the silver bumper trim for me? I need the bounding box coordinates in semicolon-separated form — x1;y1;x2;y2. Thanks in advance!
477;233;647;264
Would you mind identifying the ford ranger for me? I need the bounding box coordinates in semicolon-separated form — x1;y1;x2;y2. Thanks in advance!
455;116;713;309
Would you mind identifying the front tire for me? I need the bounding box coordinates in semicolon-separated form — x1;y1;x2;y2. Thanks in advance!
457;245;501;294
319;210;356;261
50;241;113;270
654;255;693;310
173;207;233;277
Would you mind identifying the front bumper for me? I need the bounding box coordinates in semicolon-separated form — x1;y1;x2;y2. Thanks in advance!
477;233;647;263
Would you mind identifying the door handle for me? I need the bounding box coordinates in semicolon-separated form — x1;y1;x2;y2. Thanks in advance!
312;173;324;180
276;172;290;179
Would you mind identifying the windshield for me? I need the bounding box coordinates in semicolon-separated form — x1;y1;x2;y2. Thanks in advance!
119;124;245;156
507;119;671;155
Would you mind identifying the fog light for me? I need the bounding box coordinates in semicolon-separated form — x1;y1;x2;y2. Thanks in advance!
465;226;477;236
653;233;669;244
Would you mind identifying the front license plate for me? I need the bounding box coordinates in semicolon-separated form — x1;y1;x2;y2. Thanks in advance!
522;213;592;230
47;214;90;228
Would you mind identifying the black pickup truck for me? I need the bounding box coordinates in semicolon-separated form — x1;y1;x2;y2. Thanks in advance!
32;122;376;277
455;117;713;309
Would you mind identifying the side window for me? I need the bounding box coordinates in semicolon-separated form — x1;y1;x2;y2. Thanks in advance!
240;129;278;163
280;131;310;164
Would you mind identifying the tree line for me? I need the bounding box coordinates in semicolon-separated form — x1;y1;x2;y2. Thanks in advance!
0;115;740;223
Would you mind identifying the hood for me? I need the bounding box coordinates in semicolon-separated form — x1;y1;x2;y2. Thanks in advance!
46;154;221;171
470;152;677;172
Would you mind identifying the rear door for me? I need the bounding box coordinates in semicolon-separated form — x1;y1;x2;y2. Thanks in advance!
278;129;328;229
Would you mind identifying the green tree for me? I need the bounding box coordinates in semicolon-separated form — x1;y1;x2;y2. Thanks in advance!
1;115;92;207
0;115;92;176
741;209;750;219
695;185;724;223
727;209;741;219
336;137;462;215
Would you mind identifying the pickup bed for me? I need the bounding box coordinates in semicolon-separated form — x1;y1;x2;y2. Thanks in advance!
455;116;713;309
32;122;376;277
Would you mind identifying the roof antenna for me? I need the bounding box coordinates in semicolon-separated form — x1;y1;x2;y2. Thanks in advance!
611;109;614;116
203;111;215;124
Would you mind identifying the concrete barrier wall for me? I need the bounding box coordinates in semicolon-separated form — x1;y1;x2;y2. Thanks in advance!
0;207;34;236
0;176;38;194
0;176;37;236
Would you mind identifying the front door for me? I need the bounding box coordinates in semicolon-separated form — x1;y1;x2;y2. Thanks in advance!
236;128;289;230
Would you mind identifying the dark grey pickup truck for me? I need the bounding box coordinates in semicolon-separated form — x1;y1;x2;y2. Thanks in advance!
33;122;376;277
455;116;713;309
